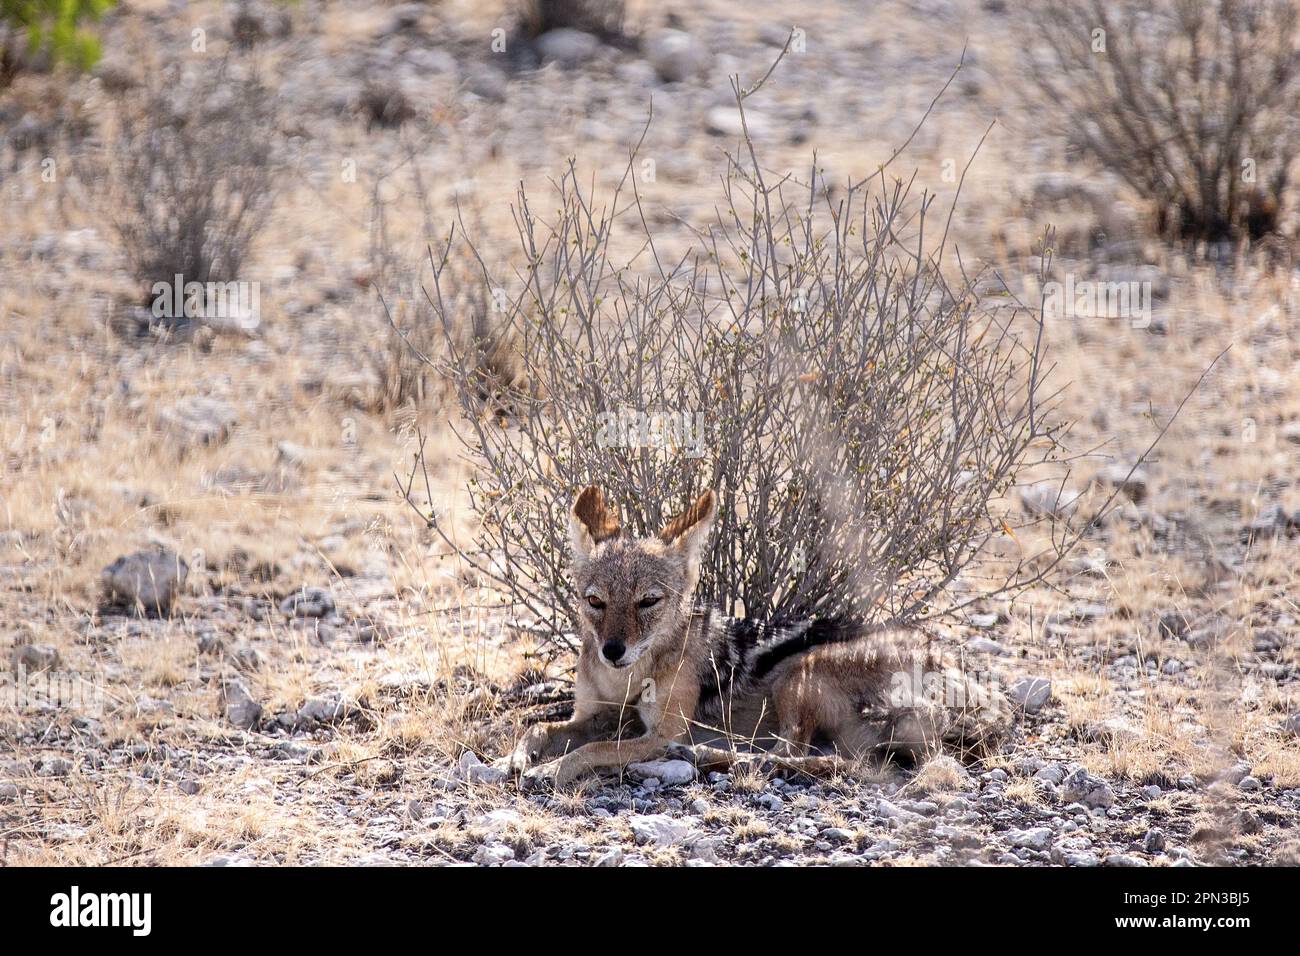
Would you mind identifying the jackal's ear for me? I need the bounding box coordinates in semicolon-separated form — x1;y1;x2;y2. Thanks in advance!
570;486;621;561
658;489;717;563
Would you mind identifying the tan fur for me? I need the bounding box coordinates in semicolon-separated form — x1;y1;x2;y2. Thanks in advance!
511;487;1007;787
765;637;1007;763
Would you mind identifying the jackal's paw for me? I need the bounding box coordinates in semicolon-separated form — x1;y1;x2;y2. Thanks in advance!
520;758;562;791
519;755;589;790
507;727;549;774
506;744;534;776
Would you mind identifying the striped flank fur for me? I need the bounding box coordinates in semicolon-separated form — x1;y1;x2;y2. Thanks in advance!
695;609;866;705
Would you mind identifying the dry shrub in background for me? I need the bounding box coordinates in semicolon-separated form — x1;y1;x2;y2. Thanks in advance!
0;0;117;87
399;60;1097;652
1025;0;1300;244
98;57;279;304
369;146;521;413
371;246;519;414
520;0;625;39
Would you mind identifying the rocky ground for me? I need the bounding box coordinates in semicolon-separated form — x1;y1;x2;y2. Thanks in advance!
2;0;1299;865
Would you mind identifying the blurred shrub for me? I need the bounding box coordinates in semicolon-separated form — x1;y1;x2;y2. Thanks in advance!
521;0;625;38
368;159;521;414
100;60;279;300
0;0;115;85
358;79;414;131
230;0;293;50
1026;0;1300;244
371;253;521;415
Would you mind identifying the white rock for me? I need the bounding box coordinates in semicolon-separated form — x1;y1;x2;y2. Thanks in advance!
643;29;713;82
628;813;698;846
876;799;921;822
459;751;483;773
535;28;602;67
275;441;311;467
1009;676;1052;714
1034;764;1065;785
689;839;719;863
472;843;516;865
158;396;236;449
1006;826;1054;850
627;759;697;786
614;59;657;86
407;47;457;75
465;67;507;102
220;678;262;729
471;808;522;834
457;751;507;784
1061;768;1115;809
705;106;771;139
821;827;855;845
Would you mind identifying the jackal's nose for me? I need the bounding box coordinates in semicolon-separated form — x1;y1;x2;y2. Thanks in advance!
601;641;626;663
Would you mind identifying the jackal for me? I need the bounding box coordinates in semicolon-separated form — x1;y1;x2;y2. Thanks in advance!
510;487;1009;787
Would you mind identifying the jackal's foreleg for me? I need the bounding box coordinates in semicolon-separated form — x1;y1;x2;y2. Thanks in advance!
549;734;670;788
545;680;699;787
508;709;607;773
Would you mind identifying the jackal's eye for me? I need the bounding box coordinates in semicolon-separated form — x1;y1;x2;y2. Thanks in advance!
586;595;605;610
637;595;661;609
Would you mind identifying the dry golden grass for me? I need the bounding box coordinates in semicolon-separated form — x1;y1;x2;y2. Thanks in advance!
904;755;972;795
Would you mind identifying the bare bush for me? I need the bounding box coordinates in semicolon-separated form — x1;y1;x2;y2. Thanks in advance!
1024;0;1300;243
357;80;415;131
100;59;278;303
368;148;520;413
520;0;625;39
371;252;520;414
399;59;1092;651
